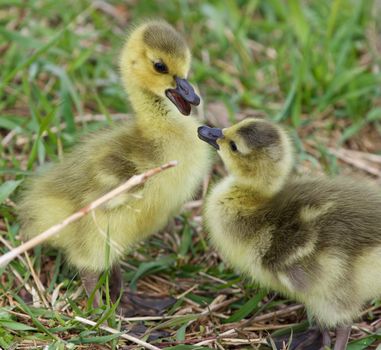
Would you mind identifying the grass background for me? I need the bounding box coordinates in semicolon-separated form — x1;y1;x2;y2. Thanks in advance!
1;0;381;349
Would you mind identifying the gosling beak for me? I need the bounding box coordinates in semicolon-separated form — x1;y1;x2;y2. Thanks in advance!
197;126;223;150
165;77;200;116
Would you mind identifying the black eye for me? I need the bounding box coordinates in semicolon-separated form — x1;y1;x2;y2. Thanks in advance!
230;141;238;152
154;62;168;74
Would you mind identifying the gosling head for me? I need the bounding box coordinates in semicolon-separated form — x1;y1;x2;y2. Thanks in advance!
198;118;294;194
120;20;200;116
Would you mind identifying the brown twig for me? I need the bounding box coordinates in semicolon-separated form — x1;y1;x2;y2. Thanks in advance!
329;148;381;177
0;161;177;268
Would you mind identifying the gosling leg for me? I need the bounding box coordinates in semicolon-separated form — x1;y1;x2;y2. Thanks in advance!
80;270;101;308
109;264;123;302
322;328;331;349
334;325;351;350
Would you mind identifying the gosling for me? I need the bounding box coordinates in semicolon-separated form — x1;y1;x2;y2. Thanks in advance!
19;20;210;311
198;118;381;350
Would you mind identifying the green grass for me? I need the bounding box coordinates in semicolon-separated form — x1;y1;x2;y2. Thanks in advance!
1;0;381;349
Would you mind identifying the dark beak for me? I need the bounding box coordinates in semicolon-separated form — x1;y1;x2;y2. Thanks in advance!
165;77;200;116
197;126;223;150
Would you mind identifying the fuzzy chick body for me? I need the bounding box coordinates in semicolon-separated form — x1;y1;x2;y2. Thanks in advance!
199;118;381;348
207;176;381;327
19;21;210;276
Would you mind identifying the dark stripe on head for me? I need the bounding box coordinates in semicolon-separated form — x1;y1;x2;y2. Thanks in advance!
143;22;188;58
238;121;280;149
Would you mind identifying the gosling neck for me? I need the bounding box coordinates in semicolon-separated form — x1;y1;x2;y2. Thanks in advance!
126;84;180;127
231;172;288;199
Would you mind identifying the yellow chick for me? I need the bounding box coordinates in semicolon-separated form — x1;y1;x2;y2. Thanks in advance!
19;20;210;310
198;118;381;350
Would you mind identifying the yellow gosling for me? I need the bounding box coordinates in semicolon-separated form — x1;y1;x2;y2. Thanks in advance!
19;20;211;312
198;118;381;350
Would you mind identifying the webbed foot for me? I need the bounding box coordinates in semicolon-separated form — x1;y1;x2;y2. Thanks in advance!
110;263;176;317
116;290;176;316
267;327;326;350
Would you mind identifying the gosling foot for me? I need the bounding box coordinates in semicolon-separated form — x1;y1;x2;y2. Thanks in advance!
268;327;325;350
117;290;176;317
109;264;176;317
126;323;171;341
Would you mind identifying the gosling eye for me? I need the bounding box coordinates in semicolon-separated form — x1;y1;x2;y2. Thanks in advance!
154;61;168;74
230;141;238;152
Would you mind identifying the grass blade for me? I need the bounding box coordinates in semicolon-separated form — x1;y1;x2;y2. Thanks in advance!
0;180;23;204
